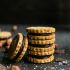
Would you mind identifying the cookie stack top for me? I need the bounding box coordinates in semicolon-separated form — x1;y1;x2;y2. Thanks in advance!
26;27;55;33
26;27;55;45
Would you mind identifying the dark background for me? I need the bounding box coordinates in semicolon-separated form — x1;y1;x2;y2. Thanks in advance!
0;0;69;25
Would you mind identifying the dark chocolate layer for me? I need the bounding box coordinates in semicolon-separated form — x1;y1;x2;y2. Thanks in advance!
28;43;53;48
27;33;54;36
28;54;51;59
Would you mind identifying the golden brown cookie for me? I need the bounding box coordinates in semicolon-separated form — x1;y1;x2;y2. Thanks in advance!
8;33;23;59
16;36;28;62
28;55;54;63
26;27;55;33
28;38;55;45
28;34;55;40
28;49;55;56
0;31;12;39
28;44;55;52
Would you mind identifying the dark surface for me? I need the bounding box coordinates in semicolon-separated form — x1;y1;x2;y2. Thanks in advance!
0;24;70;70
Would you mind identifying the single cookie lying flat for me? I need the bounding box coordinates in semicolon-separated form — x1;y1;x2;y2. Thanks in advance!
28;34;55;40
28;55;54;63
28;38;55;45
28;49;55;56
0;31;12;39
26;27;55;33
28;44;55;52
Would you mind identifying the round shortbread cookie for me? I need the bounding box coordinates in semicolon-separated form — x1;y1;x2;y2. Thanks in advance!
28;55;54;63
28;49;55;56
0;31;12;39
26;27;55;33
8;33;23;59
28;34;55;40
16;36;28;62
28;38;55;45
28;44;55;52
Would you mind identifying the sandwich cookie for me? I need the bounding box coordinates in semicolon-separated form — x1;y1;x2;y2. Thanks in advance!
28;44;55;52
0;31;12;45
28;49;55;56
8;33;23;60
16;36;28;62
26;27;55;33
28;55;54;63
28;38;55;45
28;33;55;40
0;31;12;39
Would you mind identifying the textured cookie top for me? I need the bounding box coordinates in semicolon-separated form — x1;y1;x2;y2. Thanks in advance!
0;31;12;39
26;27;55;33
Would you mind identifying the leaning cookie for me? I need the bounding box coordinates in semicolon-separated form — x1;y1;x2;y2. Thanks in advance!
28;34;55;40
28;49;55;56
26;27;55;33
8;33;23;59
29;38;55;45
0;31;12;39
16;36;28;62
28;44;55;52
28;55;54;63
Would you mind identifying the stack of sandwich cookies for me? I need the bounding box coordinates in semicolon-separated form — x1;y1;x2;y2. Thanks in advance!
8;33;28;62
26;27;56;63
0;31;12;47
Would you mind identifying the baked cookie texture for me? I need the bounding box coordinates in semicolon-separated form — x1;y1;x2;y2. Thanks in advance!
28;34;55;40
28;55;54;63
16;36;28;62
28;38;55;45
28;44;55;52
8;33;23;59
26;26;56;63
7;26;56;63
0;31;12;39
28;49;55;56
26;27;55;33
0;31;12;45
